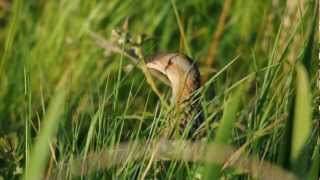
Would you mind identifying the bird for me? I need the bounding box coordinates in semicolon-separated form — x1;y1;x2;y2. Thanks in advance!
146;53;204;138
91;32;204;137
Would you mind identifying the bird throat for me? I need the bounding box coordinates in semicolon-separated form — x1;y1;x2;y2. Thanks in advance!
170;69;200;105
169;70;203;138
171;79;196;105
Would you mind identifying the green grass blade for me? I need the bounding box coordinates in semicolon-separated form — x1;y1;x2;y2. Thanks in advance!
23;91;66;180
290;64;312;174
0;0;22;74
301;0;318;75
204;84;247;179
308;138;320;180
170;0;191;57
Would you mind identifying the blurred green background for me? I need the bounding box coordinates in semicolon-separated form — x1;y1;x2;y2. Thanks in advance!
0;0;318;179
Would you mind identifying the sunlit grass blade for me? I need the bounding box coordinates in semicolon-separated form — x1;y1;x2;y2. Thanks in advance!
204;84;247;180
291;64;312;174
24;91;66;180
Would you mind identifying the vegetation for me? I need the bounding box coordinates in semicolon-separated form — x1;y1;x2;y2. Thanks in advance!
0;0;318;179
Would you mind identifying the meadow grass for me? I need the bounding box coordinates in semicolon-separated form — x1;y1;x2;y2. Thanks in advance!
0;0;318;179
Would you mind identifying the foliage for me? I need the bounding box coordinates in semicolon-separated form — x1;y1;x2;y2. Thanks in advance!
0;0;318;179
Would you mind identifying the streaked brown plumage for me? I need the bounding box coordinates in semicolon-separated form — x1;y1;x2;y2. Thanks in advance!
147;53;203;137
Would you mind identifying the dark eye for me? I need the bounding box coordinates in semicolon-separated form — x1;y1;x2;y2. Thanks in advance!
165;59;173;70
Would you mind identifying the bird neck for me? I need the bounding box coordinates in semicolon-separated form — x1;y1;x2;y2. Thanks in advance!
169;70;203;139
170;72;199;105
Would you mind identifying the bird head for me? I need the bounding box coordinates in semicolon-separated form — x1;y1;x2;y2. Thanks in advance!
147;53;201;104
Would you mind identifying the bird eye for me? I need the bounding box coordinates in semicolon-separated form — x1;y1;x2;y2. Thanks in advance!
165;59;173;70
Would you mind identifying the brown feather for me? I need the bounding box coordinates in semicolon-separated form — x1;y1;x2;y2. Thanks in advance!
147;53;203;138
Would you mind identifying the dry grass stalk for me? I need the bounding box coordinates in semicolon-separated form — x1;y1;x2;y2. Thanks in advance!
203;0;233;82
52;140;297;180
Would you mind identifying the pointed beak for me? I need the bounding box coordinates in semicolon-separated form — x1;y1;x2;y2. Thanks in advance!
146;61;171;85
146;61;165;74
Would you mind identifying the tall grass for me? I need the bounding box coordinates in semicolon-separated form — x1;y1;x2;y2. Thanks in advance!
0;0;318;179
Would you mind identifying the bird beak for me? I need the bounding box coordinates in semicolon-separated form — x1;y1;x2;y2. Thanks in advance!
146;61;171;85
146;61;165;74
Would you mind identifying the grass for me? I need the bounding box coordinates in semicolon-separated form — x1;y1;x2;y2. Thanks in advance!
0;0;319;179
